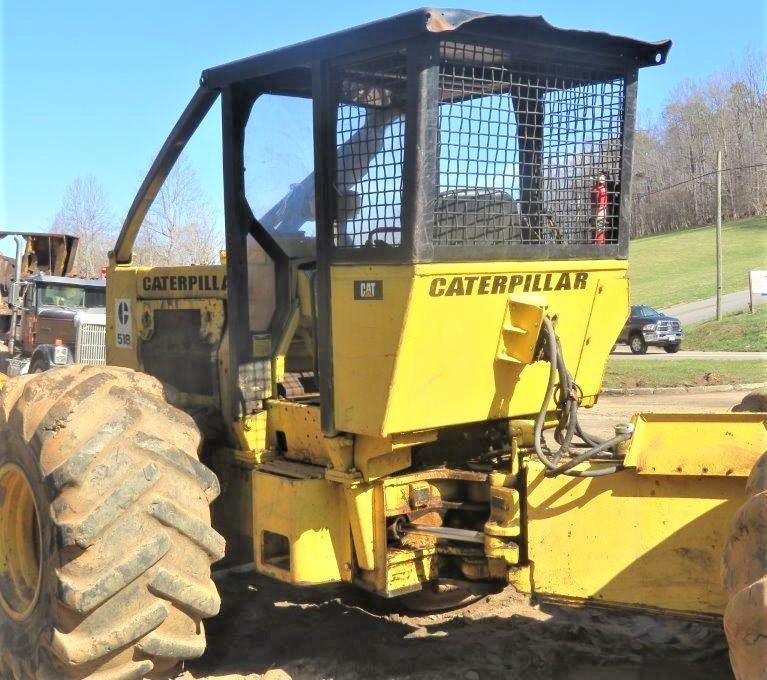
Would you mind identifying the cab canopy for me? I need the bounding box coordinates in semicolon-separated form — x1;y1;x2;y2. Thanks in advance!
116;8;671;266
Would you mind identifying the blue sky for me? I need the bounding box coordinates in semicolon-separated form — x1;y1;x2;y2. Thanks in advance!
1;0;764;237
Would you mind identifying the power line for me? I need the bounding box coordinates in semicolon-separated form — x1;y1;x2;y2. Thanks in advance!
632;162;767;200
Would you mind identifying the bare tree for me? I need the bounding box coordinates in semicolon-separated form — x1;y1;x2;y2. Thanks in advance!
50;176;115;276
631;52;767;237
134;158;223;266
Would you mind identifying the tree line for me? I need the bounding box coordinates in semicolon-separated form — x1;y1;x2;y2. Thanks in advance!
49;51;765;274
50;158;223;277
630;51;766;237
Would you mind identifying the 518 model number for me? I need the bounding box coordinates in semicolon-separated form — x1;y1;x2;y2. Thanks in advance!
114;299;133;349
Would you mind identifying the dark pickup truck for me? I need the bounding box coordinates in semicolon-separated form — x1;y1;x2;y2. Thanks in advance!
617;304;683;354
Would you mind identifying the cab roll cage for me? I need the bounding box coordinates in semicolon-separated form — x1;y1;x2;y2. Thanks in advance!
111;8;670;425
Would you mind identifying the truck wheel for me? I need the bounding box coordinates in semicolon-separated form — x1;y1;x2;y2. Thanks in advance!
0;365;224;680
663;343;680;354
28;358;48;374
722;390;767;679
629;333;647;355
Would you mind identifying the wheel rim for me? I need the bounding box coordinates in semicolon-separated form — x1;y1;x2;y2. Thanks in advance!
0;463;42;621
631;337;642;351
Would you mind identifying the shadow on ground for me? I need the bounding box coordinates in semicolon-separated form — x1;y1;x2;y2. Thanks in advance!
182;572;732;680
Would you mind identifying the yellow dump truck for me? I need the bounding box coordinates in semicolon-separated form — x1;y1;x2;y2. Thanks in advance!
0;10;764;680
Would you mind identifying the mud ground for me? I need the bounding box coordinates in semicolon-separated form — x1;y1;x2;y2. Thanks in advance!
181;573;731;680
181;391;747;680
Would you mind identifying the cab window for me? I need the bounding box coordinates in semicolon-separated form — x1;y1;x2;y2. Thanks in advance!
84;288;107;307
39;284;105;308
244;94;316;248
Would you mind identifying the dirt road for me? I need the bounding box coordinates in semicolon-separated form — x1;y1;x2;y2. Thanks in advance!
579;388;749;438
182;390;750;680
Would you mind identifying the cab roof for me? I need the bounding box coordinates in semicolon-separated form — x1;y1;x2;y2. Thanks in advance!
28;274;105;288
0;231;77;240
203;8;671;89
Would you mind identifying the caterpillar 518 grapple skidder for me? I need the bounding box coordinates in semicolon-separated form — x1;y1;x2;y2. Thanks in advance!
1;9;765;680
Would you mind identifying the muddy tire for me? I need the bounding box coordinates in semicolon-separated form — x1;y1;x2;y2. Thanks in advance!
732;388;767;413
722;389;767;679
0;365;224;679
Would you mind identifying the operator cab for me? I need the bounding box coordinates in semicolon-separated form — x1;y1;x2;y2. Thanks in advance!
112;8;670;430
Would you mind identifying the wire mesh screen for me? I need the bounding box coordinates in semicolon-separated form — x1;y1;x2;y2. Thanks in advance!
332;52;407;248
435;41;625;247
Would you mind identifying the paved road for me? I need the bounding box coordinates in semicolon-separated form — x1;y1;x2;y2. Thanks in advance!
611;346;767;360
661;288;764;324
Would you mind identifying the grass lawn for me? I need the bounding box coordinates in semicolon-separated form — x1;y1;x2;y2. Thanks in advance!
684;305;767;352
603;358;766;389
629;216;767;309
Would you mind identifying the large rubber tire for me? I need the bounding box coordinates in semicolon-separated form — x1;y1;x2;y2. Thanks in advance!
663;343;681;354
732;388;767;413
722;389;767;679
0;365;224;680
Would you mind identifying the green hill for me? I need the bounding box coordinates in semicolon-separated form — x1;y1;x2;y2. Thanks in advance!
684;305;767;352
628;216;767;309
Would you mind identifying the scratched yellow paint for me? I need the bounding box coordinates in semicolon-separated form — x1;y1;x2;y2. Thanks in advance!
523;456;754;615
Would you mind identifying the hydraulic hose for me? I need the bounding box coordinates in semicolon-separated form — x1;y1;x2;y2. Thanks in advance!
532;317;629;478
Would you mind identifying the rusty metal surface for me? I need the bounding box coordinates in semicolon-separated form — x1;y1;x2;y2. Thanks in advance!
387;498;488;520
0;233;80;276
256;458;326;480
386;467;488;486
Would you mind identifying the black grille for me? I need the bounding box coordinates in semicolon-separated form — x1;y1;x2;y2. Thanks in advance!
332;52;407;248
435;41;625;247
140;310;218;396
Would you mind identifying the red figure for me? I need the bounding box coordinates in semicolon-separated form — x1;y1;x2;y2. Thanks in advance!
591;172;608;244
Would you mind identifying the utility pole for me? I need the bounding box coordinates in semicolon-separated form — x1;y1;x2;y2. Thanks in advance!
716;150;723;321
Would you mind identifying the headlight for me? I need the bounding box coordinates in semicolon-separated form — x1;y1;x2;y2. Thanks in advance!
53;344;69;365
642;323;656;331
